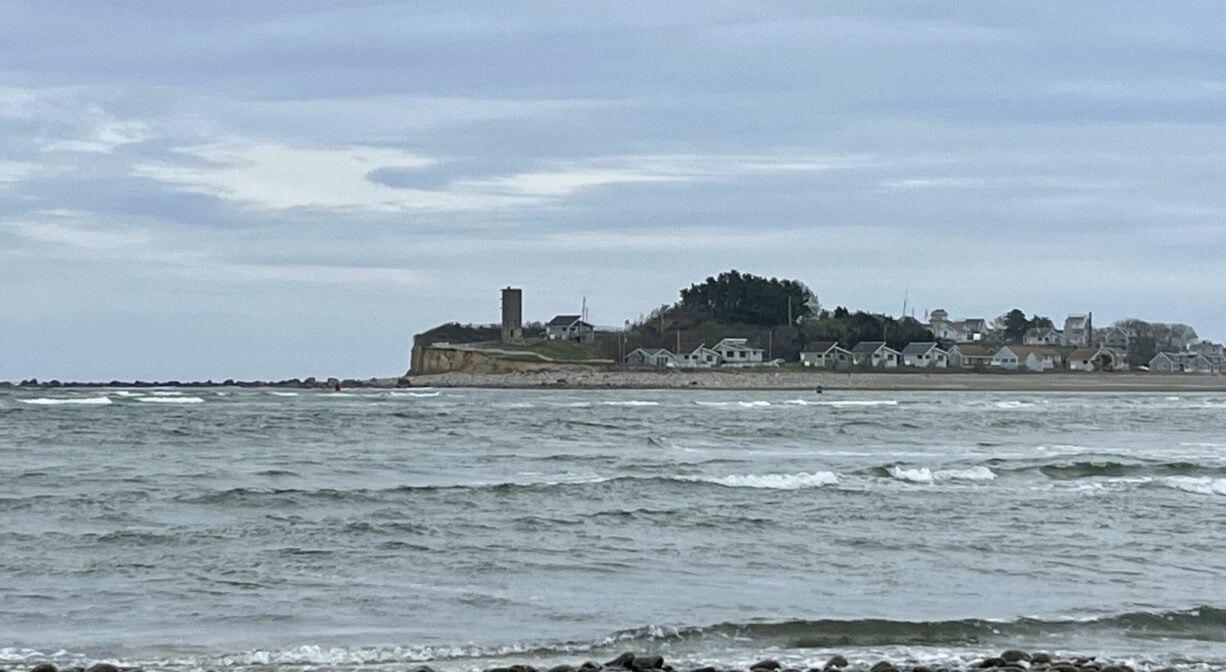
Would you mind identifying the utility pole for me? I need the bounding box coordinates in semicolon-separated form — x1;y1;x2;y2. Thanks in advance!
768;329;773;360
788;296;793;325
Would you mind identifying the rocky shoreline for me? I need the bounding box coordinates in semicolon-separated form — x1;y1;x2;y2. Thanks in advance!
0;652;1192;672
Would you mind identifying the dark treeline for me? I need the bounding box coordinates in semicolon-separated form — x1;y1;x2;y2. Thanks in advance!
619;270;934;360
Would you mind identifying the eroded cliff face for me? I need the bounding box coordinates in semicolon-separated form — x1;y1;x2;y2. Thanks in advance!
410;346;602;375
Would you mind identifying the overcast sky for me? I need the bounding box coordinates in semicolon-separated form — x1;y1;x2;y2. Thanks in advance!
3;2;1225;380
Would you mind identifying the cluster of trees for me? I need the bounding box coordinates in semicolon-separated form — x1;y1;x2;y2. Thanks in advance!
801;308;935;352
995;309;1054;343
620;271;934;360
1114;319;1198;367
675;270;818;326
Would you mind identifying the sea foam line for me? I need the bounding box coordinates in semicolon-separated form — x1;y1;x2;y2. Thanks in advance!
18;397;112;406
136;396;205;404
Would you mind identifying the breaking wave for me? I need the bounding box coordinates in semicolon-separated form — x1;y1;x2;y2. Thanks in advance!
686;471;840;490
879;465;997;483
11;607;1226;669
1159;476;1226;497
136;396;205;404
18;397;112;406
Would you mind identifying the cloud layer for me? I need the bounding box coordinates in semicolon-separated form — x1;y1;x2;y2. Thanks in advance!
2;2;1225;379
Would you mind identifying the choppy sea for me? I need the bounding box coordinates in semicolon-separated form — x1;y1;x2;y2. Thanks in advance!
2;388;1225;671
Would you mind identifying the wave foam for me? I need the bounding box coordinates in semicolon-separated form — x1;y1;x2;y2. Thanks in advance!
268;391;299;397
992;400;1036;409
136;396;205;404
886;465;997;483
18;397;111;406
691;471;840;490
600;400;660;406
1160;476;1226;496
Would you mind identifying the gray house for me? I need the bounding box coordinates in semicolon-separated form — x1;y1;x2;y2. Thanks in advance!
901;342;948;368
545;315;595;343
1148;352;1179;373
801;341;853;369
850;341;900;368
1064;314;1093;347
624;348;677;368
947;343;994;369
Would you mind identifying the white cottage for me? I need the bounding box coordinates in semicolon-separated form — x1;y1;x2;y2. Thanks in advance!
800;341;853;369
901;342;948;368
712;338;765;367
850;341;901;368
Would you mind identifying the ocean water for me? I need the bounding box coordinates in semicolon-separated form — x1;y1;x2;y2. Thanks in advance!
2;388;1226;671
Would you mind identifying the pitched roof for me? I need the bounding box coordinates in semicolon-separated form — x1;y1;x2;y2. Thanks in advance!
804;341;841;354
1007;346;1062;359
851;341;886;354
1068;348;1098;359
950;344;993;357
546;314;583;327
715;338;762;352
901;342;940;355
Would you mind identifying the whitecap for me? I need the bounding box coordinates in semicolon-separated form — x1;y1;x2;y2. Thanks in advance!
817;399;899;407
737;400;771;407
1159;476;1226;496
887;465;934;483
135;396;205;404
111;390;144;397
887;465;996;483
992;400;1036;409
600;400;659;406
149;390;183;396
268;391;299;397
934;466;997;481
18;397;112;406
688;471;840;489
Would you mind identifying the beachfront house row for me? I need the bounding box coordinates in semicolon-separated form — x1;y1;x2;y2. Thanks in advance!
993;346;1062;372
901;342;948;368
545;315;596;343
623;348;678;368
800;341;853;369
1063;314;1093;347
850;341;901;368
1023;327;1065;346
947;343;994;369
712;338;765;367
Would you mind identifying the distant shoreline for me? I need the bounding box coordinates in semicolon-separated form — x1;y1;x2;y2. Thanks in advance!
6;371;1226;393
406;370;1226;393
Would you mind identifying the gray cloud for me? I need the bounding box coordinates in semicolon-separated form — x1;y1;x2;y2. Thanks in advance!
2;2;1225;379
